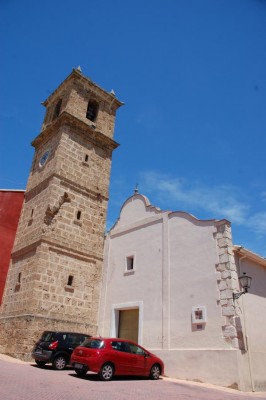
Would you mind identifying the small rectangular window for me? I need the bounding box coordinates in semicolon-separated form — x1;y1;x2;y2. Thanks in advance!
84;154;89;162
74;209;83;226
67;275;74;286
126;256;134;271
15;273;22;292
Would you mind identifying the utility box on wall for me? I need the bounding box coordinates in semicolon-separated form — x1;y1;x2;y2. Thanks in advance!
192;306;207;327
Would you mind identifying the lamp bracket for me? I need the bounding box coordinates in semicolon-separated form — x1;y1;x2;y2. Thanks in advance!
233;291;245;301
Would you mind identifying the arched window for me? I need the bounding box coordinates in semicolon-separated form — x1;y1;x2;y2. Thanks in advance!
86;100;99;122
53;99;62;120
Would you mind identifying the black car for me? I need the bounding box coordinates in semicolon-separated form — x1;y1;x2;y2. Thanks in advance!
32;331;91;370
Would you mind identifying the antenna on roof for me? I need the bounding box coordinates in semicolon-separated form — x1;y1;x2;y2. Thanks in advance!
134;184;139;194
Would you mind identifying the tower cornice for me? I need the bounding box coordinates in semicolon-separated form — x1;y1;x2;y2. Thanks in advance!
31;111;119;151
11;238;103;263
24;173;110;203
42;68;124;110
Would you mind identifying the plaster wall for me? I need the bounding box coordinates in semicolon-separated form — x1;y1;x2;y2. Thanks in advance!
157;349;243;389
99;194;266;391
100;217;164;348
100;196;229;350
0;191;24;304
235;256;266;391
168;214;228;349
100;212;241;387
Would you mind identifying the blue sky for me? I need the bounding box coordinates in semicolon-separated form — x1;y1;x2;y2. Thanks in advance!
0;0;265;256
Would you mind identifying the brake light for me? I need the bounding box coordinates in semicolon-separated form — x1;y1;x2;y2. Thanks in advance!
48;340;58;350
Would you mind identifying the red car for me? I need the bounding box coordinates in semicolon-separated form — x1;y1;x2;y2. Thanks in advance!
70;337;164;381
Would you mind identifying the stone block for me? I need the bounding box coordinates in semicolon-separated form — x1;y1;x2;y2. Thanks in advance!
219;253;229;263
220;299;228;306
222;306;235;317
220;289;233;300
216;263;225;272
223;324;237;337
215;271;222;280
217;238;231;248
221;270;231;279
218;280;228;290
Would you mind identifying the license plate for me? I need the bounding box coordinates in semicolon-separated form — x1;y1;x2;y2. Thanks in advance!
74;363;83;369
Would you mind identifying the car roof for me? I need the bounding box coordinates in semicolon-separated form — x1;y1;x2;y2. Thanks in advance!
88;337;137;343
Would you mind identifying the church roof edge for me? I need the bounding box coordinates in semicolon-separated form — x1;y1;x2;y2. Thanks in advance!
108;192;230;233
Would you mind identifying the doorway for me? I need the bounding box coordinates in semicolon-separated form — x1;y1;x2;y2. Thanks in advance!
118;309;139;343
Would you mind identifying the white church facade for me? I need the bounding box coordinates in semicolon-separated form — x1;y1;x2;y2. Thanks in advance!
98;191;266;391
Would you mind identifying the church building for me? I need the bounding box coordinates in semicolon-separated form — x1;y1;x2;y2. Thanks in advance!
99;191;266;391
0;69;265;392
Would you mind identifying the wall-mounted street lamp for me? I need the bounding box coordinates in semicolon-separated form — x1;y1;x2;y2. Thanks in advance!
233;272;252;301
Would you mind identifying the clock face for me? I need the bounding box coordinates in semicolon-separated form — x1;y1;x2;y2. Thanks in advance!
39;150;50;167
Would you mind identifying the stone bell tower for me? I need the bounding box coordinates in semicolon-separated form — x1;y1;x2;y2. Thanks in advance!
0;68;123;359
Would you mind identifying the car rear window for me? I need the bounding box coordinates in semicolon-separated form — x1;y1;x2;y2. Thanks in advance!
40;331;57;342
68;334;89;347
82;339;105;349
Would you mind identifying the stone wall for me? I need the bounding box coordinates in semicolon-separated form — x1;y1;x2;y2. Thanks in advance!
0;70;122;360
42;70;121;140
214;221;244;349
0;314;95;361
1;243;101;321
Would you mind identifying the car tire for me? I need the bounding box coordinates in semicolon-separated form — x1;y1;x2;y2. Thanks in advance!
150;364;161;380
99;363;114;381
74;369;87;376
35;360;46;367
52;355;67;370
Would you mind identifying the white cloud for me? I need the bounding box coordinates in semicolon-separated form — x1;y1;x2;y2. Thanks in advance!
107;170;265;254
140;171;250;224
261;191;266;202
247;212;266;234
140;172;266;244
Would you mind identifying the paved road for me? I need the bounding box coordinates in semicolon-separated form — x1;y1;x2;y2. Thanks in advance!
0;356;265;400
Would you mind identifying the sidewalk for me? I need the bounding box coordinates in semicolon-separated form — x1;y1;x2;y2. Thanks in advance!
163;377;266;398
0;353;29;364
0;353;265;398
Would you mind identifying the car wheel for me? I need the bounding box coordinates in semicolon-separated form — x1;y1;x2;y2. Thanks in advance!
74;369;87;376
52;355;67;370
150;364;161;380
99;363;114;381
35;360;46;367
